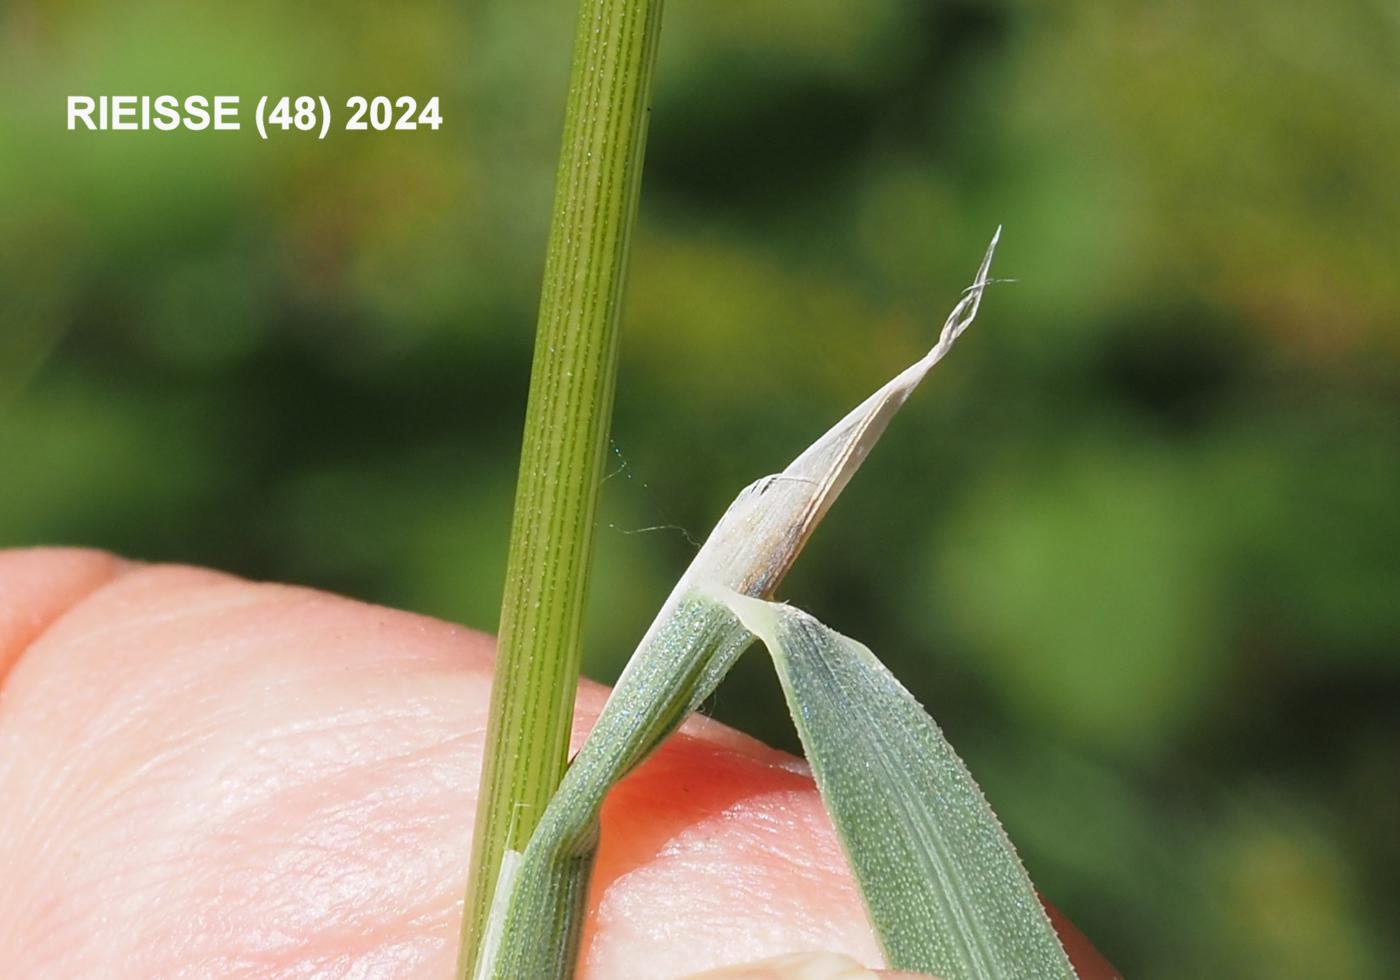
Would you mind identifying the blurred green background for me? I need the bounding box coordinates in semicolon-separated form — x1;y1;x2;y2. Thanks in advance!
3;0;1398;976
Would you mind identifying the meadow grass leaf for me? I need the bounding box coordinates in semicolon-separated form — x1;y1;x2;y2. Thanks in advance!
719;591;1077;980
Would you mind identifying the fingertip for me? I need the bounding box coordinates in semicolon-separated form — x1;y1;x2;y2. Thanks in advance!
0;546;134;681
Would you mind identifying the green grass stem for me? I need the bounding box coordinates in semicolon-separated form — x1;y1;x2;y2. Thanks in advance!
457;0;665;975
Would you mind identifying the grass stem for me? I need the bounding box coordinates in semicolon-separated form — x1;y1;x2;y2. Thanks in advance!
456;0;665;975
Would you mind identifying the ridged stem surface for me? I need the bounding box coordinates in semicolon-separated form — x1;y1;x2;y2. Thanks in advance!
457;0;664;974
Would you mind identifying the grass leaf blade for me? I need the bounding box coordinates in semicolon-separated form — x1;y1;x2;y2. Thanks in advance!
721;592;1077;980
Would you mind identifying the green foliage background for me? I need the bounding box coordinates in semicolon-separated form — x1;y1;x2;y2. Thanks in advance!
2;1;1397;976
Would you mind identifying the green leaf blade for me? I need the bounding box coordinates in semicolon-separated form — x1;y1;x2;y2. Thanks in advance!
724;593;1077;980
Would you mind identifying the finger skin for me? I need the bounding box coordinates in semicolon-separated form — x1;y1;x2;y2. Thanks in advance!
0;549;1115;979
0;547;131;680
1044;901;1122;980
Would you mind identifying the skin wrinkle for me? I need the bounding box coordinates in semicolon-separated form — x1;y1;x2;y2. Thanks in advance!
21;687;269;876
251;780;452;896
191;770;459;953
59;586;270;650
17;572;485;850
586;787;881;978
0;559;479;974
